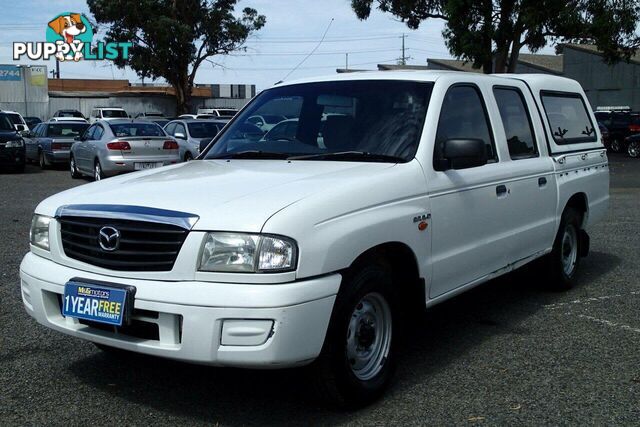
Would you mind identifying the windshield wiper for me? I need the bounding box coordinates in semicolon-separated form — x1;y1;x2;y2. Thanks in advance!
287;151;406;163
208;150;290;160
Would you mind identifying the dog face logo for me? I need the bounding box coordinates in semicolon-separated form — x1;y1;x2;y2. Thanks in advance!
46;13;92;62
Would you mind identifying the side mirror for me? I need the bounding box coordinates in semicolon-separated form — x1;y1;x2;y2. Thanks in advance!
21;130;33;138
16;124;25;132
174;132;186;140
256;121;264;127
440;138;487;170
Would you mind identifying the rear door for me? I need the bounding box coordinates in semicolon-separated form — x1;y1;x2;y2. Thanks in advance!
489;84;558;263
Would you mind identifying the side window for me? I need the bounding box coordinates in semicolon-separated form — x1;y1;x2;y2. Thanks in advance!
174;123;186;136
93;125;104;140
165;123;176;135
493;87;538;159
434;85;497;170
84;125;96;140
541;92;597;144
34;124;44;137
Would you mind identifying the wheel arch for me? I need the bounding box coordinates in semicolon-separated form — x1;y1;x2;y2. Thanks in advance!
564;192;588;227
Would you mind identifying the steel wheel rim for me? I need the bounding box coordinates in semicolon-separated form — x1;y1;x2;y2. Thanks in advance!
629;142;639;158
346;292;392;381
561;224;578;276
70;157;75;175
95;163;101;181
611;140;621;152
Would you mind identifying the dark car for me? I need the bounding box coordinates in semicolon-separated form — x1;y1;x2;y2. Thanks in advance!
624;134;640;158
52;109;85;119
0;113;26;172
593;111;640;152
597;121;610;148
24;121;89;169
23;116;42;129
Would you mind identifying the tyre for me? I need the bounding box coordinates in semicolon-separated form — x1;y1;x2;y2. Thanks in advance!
312;263;396;408
69;155;81;179
94;160;104;181
184;151;193;162
38;150;48;170
545;207;582;290
628;141;640;158
610;139;622;153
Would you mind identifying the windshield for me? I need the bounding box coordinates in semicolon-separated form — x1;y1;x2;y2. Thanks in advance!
0;115;15;131
205;80;432;162
188;122;220;138
103;109;128;118
47;123;89;137
59;111;84;117
110;123;165;137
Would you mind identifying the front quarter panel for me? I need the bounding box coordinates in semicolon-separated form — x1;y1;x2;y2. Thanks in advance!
261;161;431;281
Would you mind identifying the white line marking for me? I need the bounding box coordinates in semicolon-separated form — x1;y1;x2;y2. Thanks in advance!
576;314;640;334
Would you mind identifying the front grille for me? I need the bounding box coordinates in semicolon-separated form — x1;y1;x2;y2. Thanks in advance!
59;216;188;271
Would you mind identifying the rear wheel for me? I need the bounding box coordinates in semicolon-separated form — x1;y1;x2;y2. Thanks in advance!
38;150;48;170
628;140;640;158
70;155;81;179
94;160;104;181
312;263;396;408
545;207;582;290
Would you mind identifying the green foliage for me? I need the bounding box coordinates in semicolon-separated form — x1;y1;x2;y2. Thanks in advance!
351;0;640;73
87;0;265;113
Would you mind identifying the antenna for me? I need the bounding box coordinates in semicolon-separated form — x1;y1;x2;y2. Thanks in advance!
280;18;334;81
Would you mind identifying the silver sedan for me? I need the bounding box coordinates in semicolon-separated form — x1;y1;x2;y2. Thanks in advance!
69;119;180;181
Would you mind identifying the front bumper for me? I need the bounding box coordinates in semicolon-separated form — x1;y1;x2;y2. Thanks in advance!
20;252;340;368
0;146;25;167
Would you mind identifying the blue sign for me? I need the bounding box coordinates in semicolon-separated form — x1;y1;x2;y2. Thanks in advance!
63;281;128;326
0;65;21;81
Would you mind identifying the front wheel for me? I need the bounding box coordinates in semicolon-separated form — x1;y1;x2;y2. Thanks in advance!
628;140;640;158
38;150;48;170
312;263;396;408
184;151;193;162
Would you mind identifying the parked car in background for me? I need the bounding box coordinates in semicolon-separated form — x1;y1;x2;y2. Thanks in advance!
597;122;610;149
89;107;129;124
139;117;170;128
69;119;180;180
49;116;88;123
0;110;29;132
593;111;640;152
623;134;640;158
24;121;89;169
196;108;238;118
135;112;165;118
0;112;25;172
52;109;85;120
178;114;197;119
164;119;226;161
247;114;287;132
23;116;42;129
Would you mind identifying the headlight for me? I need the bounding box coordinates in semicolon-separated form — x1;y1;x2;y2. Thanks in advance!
30;214;51;251
5;139;24;148
199;232;297;273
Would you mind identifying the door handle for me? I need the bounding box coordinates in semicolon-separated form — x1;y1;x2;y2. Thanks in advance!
496;185;508;197
538;177;547;187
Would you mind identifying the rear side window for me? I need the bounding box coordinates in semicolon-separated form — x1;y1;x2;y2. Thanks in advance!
541;92;597;144
434;85;498;170
493;87;538;159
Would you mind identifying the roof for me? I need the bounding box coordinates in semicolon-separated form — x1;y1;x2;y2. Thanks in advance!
517;54;563;74
168;118;229;124
560;43;640;65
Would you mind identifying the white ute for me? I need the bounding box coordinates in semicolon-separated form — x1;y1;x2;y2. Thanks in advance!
20;71;609;406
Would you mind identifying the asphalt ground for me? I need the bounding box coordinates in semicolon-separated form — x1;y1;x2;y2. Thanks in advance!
0;154;638;425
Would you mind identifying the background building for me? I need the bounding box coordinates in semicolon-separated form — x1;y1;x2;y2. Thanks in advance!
0;64;256;119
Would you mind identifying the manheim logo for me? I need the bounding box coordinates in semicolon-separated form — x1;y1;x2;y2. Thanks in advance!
13;12;131;62
98;226;121;252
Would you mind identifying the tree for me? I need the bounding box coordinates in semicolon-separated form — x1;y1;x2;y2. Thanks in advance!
351;0;640;73
88;0;265;114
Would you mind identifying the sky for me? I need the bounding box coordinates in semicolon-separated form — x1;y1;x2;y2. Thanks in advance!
0;0;552;91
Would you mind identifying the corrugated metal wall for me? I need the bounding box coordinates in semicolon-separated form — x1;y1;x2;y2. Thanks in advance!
0;65;49;119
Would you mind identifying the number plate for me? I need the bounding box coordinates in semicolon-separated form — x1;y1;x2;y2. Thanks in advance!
134;162;162;170
62;280;135;326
